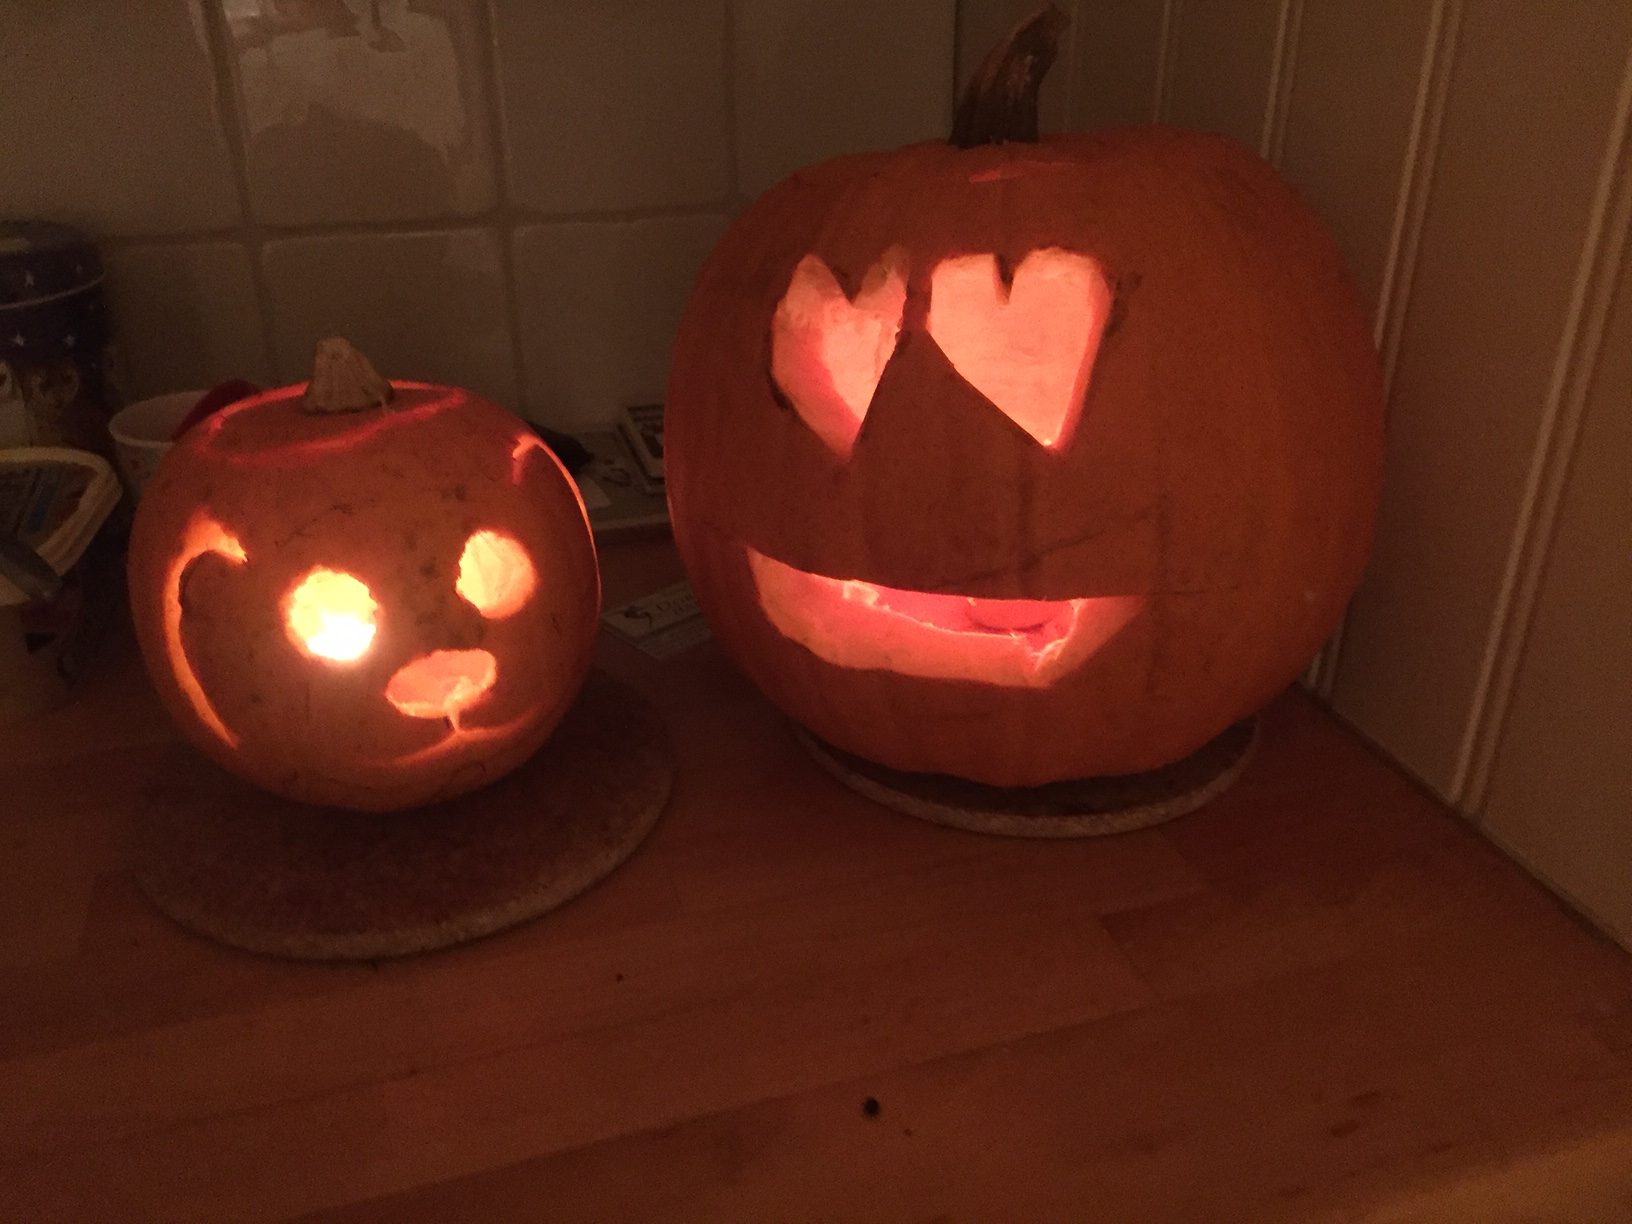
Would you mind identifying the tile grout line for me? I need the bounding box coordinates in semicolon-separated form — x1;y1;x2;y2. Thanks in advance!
1308;0;1449;693
1152;0;1178;124
477;0;532;416
478;1;739;418
1454;39;1632;813
194;0;279;384
1312;0;1461;700
98;203;738;256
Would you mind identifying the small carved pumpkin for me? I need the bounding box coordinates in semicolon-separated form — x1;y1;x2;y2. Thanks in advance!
665;10;1384;786
129;340;599;811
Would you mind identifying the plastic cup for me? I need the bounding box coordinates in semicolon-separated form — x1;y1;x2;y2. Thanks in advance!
107;391;198;499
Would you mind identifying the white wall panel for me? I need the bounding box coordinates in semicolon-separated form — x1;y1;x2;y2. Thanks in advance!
1067;0;1167;129
1160;0;1286;150
1330;0;1632;798
1045;0;1632;942
1277;0;1439;322
1279;0;1452;694
1480;229;1632;949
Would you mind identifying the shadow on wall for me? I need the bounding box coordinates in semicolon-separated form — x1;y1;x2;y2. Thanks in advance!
267;226;508;396
250;105;456;221
229;0;488;226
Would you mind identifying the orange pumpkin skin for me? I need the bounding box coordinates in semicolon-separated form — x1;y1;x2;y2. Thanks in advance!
666;128;1384;785
129;381;599;811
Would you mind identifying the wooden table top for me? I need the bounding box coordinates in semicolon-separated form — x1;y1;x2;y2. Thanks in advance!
3;538;1630;1222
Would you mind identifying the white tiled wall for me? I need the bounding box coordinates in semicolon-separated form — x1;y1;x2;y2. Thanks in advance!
512;215;729;420
733;1;955;195
492;1;732;214
2;3;242;235
101;242;272;396
0;0;957;429
260;228;517;403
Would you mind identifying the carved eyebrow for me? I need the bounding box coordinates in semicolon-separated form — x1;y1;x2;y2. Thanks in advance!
162;511;249;747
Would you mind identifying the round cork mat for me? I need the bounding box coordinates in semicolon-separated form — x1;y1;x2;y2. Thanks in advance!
133;672;671;960
796;718;1257;838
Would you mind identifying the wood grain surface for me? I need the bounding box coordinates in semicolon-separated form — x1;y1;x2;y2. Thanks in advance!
2;540;1629;1222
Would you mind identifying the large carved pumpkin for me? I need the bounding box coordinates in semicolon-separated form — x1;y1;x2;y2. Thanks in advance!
666;10;1384;786
129;340;599;811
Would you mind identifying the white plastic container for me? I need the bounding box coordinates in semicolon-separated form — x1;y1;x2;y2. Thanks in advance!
107;390;198;500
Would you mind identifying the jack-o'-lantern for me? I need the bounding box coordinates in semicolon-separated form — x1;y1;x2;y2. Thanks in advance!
129;340;599;811
666;8;1384;787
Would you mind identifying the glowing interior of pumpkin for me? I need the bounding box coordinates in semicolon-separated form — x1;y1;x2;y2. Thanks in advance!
747;546;1142;687
457;529;536;618
925;249;1110;449
284;568;378;662
385;649;498;725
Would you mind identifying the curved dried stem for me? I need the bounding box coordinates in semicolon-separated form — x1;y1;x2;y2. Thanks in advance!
951;4;1067;149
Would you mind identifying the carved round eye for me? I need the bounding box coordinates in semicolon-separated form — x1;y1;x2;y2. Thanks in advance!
284;568;378;662
457;529;536;618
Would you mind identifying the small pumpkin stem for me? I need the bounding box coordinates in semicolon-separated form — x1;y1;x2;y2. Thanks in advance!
950;4;1067;149
302;337;395;414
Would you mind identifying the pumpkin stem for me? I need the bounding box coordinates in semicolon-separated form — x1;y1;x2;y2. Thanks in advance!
950;4;1067;149
302;337;395;414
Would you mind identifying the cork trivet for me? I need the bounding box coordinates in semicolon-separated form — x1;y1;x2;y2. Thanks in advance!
134;672;671;960
796;717;1257;838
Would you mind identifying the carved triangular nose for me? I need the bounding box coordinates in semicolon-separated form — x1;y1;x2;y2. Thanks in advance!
843;326;1053;589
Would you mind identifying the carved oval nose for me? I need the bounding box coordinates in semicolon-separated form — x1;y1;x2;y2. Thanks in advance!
385;649;497;721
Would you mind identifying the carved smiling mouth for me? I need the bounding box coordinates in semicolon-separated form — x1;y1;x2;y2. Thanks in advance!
746;546;1142;688
386;700;543;768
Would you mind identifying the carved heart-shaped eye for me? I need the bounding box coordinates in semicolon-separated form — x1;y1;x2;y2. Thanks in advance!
771;250;907;459
927;249;1111;450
